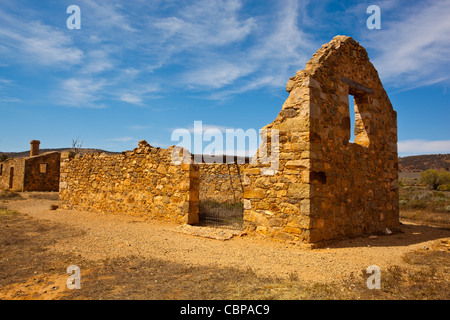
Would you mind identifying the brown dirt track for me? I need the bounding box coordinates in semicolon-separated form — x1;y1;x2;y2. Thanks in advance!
1;195;449;300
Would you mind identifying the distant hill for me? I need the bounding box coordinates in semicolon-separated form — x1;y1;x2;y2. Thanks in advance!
399;154;450;172
2;148;449;173
0;148;121;159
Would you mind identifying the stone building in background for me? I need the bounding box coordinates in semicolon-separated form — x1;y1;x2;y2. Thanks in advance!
0;140;61;192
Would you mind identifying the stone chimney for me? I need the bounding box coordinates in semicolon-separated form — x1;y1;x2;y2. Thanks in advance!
30;140;40;157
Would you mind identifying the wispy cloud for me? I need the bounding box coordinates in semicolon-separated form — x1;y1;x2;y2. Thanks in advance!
77;0;137;33
106;137;135;142
80;49;114;74
185;123;235;134
0;9;83;67
175;0;314;95
0;78;14;85
363;1;450;88
127;125;152;130
152;0;255;49
120;93;143;105
0;97;21;103
398;139;450;155
58;78;108;109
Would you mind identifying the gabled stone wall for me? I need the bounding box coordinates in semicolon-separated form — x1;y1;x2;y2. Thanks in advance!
243;36;399;246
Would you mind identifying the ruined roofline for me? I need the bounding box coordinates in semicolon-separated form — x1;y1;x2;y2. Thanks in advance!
286;35;376;91
27;151;61;159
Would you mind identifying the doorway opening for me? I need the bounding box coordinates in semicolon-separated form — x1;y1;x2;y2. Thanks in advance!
9;167;14;189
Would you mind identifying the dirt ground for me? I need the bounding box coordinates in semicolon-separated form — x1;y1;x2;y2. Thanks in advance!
1;194;449;300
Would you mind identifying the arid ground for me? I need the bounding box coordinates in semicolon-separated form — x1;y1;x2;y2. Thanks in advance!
0;191;449;300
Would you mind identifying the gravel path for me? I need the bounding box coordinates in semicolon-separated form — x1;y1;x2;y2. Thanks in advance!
4;198;450;284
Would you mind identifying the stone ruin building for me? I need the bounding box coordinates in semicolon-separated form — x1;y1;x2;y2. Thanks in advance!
243;35;399;245
59;35;399;246
0;140;61;192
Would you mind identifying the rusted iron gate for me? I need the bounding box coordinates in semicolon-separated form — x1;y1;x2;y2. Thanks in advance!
197;155;248;230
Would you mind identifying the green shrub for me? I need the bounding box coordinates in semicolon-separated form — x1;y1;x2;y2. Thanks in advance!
437;184;450;191
420;169;450;190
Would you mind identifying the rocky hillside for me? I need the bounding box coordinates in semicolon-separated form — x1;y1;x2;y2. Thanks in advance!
0;148;120;159
2;148;449;173
399;154;450;172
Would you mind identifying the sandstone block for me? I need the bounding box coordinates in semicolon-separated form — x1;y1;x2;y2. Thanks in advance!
243;187;266;199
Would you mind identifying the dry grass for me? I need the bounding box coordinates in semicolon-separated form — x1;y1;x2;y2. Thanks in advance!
0;191;59;202
0;190;23;200
399;187;450;227
1;208;448;300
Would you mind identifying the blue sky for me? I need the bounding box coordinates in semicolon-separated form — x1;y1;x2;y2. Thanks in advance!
0;0;449;157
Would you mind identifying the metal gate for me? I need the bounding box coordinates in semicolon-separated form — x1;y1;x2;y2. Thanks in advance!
198;162;245;230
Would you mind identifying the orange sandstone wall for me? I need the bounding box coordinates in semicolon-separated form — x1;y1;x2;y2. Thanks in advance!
59;141;199;224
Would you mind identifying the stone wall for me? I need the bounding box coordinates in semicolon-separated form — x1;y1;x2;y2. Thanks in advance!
0;158;25;191
58;36;399;247
243;36;399;246
199;162;248;203
0;152;60;192
24;152;61;192
59;141;199;224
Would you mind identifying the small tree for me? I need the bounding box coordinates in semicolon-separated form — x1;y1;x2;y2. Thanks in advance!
70;137;83;157
421;169;450;190
0;154;8;162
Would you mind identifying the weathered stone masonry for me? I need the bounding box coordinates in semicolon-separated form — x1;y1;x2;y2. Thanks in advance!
0;140;60;192
59;142;249;223
59;141;199;224
243;36;399;245
59;36;399;246
198;156;249;203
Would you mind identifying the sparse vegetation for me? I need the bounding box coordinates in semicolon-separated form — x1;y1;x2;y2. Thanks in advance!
1;208;448;300
399;170;450;227
70;137;84;158
0;190;23;200
420;169;450;191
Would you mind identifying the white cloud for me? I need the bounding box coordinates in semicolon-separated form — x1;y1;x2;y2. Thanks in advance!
153;0;255;49
77;0;137;32
185;123;234;134
106;137;135;142
120;93;143;105
80;50;114;74
59;78;108;108
0;10;83;67
127;125;151;130
364;1;450;87
184;62;255;89
169;0;314;93
398;140;450;155
0;78;14;85
0;97;21;103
